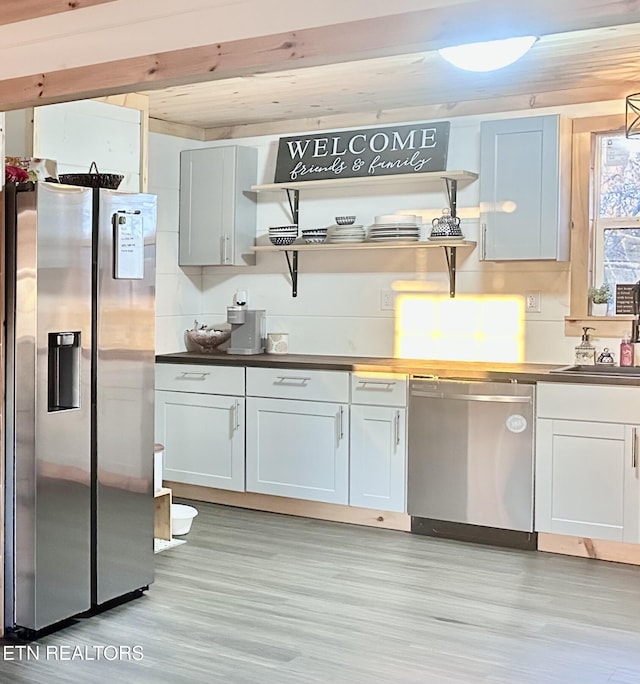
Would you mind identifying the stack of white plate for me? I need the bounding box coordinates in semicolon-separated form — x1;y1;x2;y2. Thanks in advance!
326;224;366;243
368;214;421;242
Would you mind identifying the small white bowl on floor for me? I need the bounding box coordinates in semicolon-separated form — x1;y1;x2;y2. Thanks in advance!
171;503;198;535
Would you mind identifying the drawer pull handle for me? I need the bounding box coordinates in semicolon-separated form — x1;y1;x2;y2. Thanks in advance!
357;380;396;391
275;376;311;385
178;372;210;380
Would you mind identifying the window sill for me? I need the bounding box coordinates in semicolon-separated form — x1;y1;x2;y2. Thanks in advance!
564;315;635;338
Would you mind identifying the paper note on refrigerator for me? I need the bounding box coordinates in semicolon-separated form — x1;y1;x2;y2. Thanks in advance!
113;212;144;279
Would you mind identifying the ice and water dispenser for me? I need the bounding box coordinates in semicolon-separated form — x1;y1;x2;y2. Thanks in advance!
47;331;81;411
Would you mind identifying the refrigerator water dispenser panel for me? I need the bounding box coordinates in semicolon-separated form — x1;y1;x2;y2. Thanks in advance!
48;331;81;412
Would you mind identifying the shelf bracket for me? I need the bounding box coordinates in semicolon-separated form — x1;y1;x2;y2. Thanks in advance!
442;177;459;297
443;177;458;217
286;189;300;225
284;249;299;297
443;246;457;298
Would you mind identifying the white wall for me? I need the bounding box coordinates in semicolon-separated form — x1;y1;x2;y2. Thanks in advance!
34;100;141;191
6;101;142;191
150;100;624;364
148;132;207;353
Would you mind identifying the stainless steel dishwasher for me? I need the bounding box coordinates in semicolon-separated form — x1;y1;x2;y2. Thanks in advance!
408;376;535;545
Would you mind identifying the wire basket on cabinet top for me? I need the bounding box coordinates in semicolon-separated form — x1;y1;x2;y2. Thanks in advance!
58;161;124;189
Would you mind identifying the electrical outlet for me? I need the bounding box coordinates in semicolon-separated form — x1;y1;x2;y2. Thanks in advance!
525;292;541;313
380;290;395;311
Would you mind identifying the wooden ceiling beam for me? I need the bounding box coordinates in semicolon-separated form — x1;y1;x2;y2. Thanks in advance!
0;0;118;26
1;0;640;111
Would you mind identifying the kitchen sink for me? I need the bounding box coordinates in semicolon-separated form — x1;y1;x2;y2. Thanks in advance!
552;364;640;377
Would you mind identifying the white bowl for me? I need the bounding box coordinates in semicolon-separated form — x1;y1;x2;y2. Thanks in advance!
269;235;298;246
171;503;198;535
335;215;356;225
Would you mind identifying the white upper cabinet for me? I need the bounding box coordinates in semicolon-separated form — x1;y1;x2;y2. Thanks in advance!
479;115;571;261
179;145;257;266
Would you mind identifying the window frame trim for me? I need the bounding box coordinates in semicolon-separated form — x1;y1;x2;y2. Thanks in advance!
565;113;636;338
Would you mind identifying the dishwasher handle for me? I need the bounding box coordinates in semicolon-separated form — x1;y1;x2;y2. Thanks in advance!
411;389;531;404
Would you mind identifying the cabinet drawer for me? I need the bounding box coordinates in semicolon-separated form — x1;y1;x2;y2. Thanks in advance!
246;367;349;402
537;382;640;423
351;372;407;407
156;363;245;395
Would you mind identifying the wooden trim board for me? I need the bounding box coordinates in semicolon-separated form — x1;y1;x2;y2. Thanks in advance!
154;487;172;541
2;2;640;112
166;482;411;532
565;113;627;338
0;0;117;26
149;118;206;142
538;532;640;565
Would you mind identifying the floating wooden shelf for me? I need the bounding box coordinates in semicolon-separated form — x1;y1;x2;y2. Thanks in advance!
251;170;478;193
252;241;476;298
250;171;479;298
252;240;476;252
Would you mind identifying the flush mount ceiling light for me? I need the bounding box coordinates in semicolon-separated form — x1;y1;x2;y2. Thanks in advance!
438;36;538;72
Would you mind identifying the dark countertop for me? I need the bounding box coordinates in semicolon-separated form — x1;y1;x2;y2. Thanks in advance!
155;352;640;385
156;351;640;385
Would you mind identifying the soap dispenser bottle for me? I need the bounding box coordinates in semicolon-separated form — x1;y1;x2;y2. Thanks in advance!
575;327;596;365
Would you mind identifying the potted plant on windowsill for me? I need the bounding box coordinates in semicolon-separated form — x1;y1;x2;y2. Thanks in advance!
588;284;612;316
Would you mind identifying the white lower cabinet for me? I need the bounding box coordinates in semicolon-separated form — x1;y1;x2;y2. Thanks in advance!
349;405;406;512
536;383;640;542
155;390;245;491
245;397;349;504
155;364;246;491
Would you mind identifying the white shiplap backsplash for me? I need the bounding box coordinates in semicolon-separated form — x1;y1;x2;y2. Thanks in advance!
150;101;624;362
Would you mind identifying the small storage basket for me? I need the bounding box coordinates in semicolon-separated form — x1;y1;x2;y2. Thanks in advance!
59;161;124;190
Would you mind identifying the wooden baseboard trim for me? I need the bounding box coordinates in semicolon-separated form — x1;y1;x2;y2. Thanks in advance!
538;532;640;565
165;482;411;532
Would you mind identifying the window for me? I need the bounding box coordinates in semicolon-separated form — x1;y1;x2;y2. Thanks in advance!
593;133;640;314
565;114;636;337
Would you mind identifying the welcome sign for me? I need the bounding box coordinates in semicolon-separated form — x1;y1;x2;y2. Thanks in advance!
273;121;450;183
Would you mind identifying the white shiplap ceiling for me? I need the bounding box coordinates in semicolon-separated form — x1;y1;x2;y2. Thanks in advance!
142;22;640;139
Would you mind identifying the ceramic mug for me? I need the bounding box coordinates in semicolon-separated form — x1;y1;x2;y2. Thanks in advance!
266;332;289;354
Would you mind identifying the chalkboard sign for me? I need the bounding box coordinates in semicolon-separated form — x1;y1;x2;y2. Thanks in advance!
615;283;638;315
273;121;450;183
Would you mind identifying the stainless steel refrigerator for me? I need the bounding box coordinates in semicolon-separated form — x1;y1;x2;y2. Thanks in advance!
4;181;156;634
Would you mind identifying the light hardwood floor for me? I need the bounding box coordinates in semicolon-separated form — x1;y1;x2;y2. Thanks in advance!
1;501;640;683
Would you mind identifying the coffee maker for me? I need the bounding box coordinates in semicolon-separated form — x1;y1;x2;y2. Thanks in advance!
226;291;265;355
